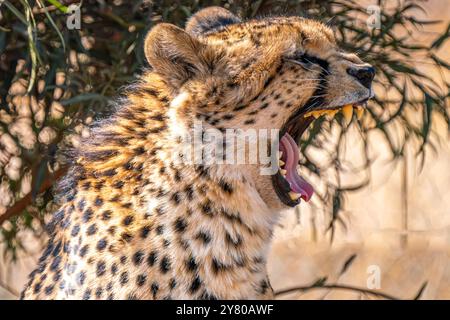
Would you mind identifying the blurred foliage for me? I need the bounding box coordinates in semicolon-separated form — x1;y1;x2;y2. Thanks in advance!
0;0;448;258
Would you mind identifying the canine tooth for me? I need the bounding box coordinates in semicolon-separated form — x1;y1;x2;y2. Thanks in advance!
342;104;353;123
279;159;285;167
289;192;301;201
356;106;364;120
280;169;287;175
278;151;283;159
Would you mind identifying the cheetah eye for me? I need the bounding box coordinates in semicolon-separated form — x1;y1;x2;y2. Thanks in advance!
287;52;329;71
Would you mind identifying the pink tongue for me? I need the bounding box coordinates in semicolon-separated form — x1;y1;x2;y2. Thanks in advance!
280;133;314;201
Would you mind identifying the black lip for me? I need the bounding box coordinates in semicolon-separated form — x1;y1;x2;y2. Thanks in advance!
273;115;314;207
272;171;300;207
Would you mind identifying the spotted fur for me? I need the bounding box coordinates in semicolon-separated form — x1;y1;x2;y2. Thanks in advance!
22;7;373;300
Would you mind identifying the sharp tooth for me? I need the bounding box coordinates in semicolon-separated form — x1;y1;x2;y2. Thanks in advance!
289;191;301;201
326;109;338;120
279;159;285;167
280;169;287;175
356;106;364;120
342;104;353;123
312;111;321;119
278;151;283;159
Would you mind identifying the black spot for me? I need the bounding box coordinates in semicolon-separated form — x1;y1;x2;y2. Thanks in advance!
134;146;146;155
151;282;159;297
33;282;42;294
44;285;54;295
160;256;171;273
96;238;107;251
260;102;269;109
190;276;202;293
120;255;127;264
51;240;62;257
121;232;133;242
244;119;255;125
86;224;97;236
95;287;103;299
136;274;147;287
133;251;144;266
122;215;134;226
94;181;104;190
110;194;121;202
184;185;194;200
222;114;234;120
77;199;86;211
107;226;116;236
218;179;233;194
169;278;177;289
79;245;89;257
82;208;94;223
212;258;229;274
101;210;112;220
225;232;242;247
201;200;212;215
186;256;198;272
155;206;166;216
171;192;181;204
50;256;61;271
77;271;86;285
96;261;106;277
196;231;211;244
111;263;118;275
81;181;91;190
155;225;164;235
102;168;117;177
259;279;270;294
82;289;91;300
147;251;157;266
120;272;129;285
139;225;151;239
174;217;187;232
71;224;80;237
94;197;104;207
113;180;124;189
174;170;182;182
123;161;133;170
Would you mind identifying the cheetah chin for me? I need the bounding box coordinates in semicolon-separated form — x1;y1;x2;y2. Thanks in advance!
273;99;371;207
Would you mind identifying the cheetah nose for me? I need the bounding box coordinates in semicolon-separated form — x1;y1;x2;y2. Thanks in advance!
346;66;375;89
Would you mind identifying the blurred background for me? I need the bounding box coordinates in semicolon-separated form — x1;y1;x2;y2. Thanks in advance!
0;0;448;299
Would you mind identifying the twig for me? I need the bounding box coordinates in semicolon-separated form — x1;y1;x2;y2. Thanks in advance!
275;283;400;300
0;166;67;225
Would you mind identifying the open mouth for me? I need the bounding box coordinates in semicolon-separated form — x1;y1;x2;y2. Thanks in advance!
272;99;369;207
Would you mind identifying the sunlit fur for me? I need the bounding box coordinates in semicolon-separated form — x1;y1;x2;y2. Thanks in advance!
22;7;372;300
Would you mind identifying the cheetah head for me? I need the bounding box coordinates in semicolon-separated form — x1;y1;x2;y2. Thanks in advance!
144;7;375;210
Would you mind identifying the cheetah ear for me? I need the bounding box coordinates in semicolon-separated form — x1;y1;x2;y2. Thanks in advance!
144;23;213;88
185;6;241;36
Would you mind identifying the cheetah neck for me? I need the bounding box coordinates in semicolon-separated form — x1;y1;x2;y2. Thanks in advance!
35;78;278;299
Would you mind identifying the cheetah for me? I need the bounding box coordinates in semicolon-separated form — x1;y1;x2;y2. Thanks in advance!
22;7;374;300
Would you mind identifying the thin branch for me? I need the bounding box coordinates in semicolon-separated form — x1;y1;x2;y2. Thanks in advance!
0;166;67;225
275;283;400;300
